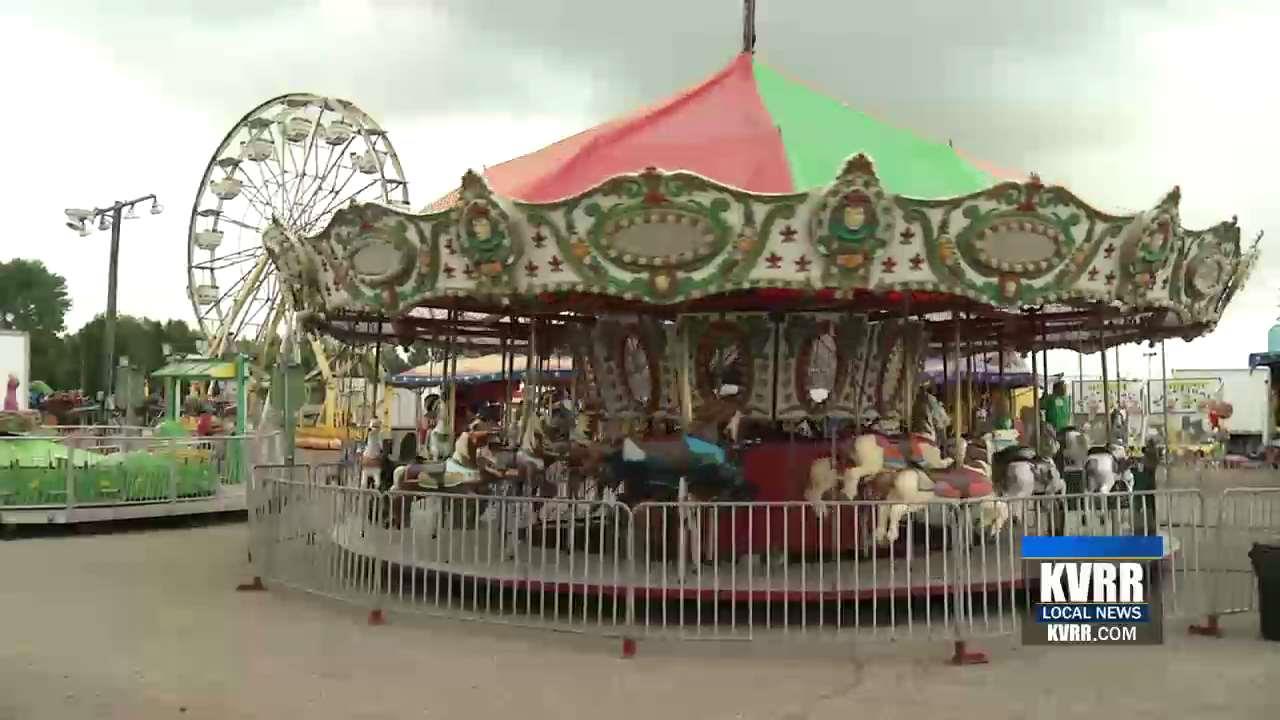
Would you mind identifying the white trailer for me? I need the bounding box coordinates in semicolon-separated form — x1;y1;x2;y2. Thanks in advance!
0;330;30;412
382;385;424;461
1172;368;1271;452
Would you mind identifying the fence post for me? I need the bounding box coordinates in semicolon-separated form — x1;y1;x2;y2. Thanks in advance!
1189;488;1228;637
622;503;638;659
167;437;178;503
368;490;387;625
64;435;76;510
236;465;270;592
950;503;988;665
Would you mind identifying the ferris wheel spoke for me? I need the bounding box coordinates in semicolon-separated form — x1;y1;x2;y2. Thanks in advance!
212;255;272;354
289;140;354;228
192;246;264;273
286;108;325;218
302;176;382;234
296;162;360;230
228;166;284;227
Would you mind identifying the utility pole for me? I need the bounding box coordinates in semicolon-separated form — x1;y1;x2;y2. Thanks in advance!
64;195;162;421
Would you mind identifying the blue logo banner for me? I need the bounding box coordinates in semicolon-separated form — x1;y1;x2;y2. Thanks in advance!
1022;535;1165;560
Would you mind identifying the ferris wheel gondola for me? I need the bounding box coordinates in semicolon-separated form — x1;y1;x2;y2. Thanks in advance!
187;94;409;369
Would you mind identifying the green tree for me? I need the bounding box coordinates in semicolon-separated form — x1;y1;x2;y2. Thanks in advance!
70;315;204;398
0;259;71;333
0;260;74;389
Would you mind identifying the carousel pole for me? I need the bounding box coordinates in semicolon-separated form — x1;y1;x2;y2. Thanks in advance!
952;315;962;454
1161;340;1171;450
446;311;458;440
903;294;913;434
1077;339;1085;427
1030;338;1041;450
964;329;975;436
500;318;511;442
519;318;539;443
997;330;1006;403
942;331;950;403
1099;317;1112;444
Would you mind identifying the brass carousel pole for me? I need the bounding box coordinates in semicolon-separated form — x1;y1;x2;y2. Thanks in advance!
1099;314;1112;444
1030;333;1041;451
952;314;962;454
1161;340;1171;451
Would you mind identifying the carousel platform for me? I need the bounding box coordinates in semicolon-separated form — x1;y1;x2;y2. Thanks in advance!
325;505;1186;604
0;483;247;526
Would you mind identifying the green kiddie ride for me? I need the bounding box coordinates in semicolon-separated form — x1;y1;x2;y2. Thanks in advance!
0;355;249;507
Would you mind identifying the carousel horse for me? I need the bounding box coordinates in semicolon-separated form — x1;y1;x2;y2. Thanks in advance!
1081;442;1135;531
358;419;385;490
804;390;952;515
871;435;1010;545
596;412;752;504
514;402;576;496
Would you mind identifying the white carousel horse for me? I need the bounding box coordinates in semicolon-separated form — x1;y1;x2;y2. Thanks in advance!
1002;455;1067;499
1082;443;1135;531
872;436;1010;545
358;419;385;490
805;392;952;516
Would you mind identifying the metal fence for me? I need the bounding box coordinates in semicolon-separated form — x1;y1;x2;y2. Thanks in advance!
0;432;257;509
246;464;1274;655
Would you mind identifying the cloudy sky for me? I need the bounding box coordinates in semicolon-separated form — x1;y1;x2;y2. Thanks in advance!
1;0;1276;378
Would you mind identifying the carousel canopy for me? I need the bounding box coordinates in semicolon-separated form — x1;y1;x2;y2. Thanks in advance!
426;53;1010;210
388;353;573;388
265;47;1258;354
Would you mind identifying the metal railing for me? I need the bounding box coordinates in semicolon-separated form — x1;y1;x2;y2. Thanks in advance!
247;463;1269;655
0;432;262;509
1192;487;1280;632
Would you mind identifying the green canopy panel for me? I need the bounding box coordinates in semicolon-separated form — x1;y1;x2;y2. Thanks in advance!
152;358;237;380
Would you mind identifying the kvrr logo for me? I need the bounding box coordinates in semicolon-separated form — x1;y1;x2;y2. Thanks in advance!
1040;562;1145;604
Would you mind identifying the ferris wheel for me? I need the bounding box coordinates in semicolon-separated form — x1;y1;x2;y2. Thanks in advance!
187;94;409;360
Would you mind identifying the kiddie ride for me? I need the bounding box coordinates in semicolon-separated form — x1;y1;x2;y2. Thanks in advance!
247;22;1256;636
0;359;253;526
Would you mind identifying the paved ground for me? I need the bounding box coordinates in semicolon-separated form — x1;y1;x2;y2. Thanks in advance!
1;514;1278;720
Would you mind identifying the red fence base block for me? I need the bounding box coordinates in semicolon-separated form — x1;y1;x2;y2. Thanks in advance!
235;577;266;592
1188;614;1223;637
620;637;637;659
950;641;989;665
368;609;386;626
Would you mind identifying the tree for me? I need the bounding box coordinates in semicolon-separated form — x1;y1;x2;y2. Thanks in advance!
70;315;203;398
0;260;74;389
0;259;71;334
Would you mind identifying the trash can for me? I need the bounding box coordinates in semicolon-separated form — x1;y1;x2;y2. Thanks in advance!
1248;542;1280;641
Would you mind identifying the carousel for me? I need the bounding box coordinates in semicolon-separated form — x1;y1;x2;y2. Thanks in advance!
246;6;1257;631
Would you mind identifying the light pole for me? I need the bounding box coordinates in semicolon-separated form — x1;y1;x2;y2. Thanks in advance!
63;195;163;420
1144;350;1157;443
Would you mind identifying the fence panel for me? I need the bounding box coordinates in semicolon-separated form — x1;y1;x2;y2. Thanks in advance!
1201;487;1280;620
625;499;969;642
951;489;1207;641
378;490;634;635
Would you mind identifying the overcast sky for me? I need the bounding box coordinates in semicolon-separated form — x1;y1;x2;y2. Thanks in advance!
1;0;1276;378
